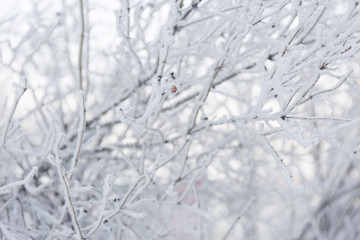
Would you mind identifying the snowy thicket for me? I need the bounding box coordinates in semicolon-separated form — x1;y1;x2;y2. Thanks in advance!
1;0;360;239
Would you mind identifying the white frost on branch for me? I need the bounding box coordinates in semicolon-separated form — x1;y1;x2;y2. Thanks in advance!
0;167;38;194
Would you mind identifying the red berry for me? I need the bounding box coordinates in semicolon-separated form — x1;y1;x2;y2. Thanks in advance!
171;86;177;93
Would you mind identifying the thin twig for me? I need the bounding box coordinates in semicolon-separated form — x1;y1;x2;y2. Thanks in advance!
222;197;256;240
69;91;86;181
1;77;27;145
84;176;111;238
54;134;84;240
0;167;38;194
78;0;85;90
282;28;301;56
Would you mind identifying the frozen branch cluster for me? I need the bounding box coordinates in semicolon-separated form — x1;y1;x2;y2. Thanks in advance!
1;0;360;239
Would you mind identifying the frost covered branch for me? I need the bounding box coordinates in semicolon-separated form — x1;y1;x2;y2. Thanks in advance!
1;0;360;239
